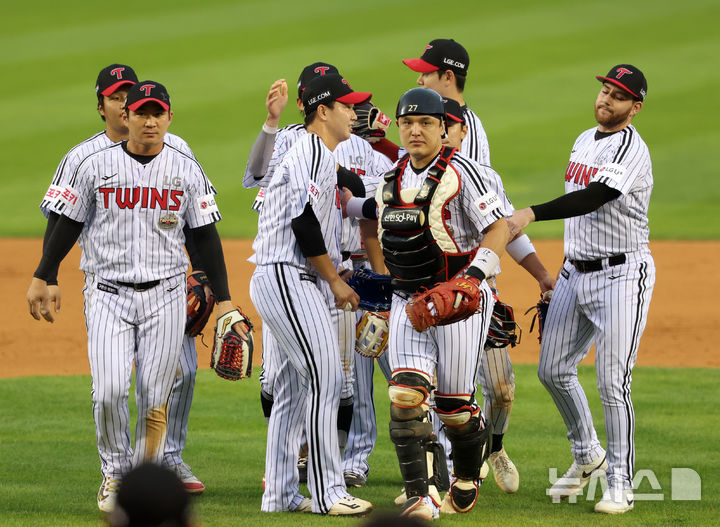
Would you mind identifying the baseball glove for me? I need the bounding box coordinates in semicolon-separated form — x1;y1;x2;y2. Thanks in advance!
352;102;392;143
347;268;393;312
405;275;483;332
211;308;254;380
485;299;521;350
525;290;553;343
355;311;389;358
185;271;215;337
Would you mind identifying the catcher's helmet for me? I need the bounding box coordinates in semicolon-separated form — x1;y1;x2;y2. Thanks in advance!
396;87;445;119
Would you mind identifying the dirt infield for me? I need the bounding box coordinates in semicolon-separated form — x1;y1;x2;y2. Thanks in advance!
4;239;718;378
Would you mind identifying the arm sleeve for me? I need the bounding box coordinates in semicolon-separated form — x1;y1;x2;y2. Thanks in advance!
530;182;621;221
337;165;365;197
190;223;230;301
34;215;84;281
243;127;278;189
183;224;204;271
42;213;61;285
291;203;328;257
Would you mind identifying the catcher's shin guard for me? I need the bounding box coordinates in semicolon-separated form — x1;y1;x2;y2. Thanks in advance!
428;435;450;492
389;418;433;499
445;417;493;481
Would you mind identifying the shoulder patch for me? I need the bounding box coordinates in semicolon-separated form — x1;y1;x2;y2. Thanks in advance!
596;162;626;183
475;191;501;216
196;194;219;216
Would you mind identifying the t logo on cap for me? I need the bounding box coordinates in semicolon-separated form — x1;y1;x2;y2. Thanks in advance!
314;66;331;75
141;84;155;96
615;67;633;79
110;67;126;80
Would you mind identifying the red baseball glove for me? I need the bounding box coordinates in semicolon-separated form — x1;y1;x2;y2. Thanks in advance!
405;275;483;332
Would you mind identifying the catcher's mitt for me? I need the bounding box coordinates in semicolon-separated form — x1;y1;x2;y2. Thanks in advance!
405;275;483;332
185;271;215;337
525;290;552;343
355;311;389;358
352;102;391;143
211;308;254;380
347;268;393;312
485;299;521;350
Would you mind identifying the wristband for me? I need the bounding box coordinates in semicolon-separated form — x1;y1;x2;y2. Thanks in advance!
345;197;366;219
505;234;536;263
262;123;278;134
468;247;500;280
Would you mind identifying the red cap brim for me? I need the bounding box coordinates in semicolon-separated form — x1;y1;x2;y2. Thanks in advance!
445;113;463;123
101;80;136;96
128;98;170;112
402;58;439;73
595;76;639;99
337;91;372;105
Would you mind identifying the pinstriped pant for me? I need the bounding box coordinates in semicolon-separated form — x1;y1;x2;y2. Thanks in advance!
163;335;198;468
83;273;185;478
250;263;347;514
538;253;655;488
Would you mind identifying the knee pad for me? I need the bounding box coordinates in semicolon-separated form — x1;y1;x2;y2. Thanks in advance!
434;393;481;430
389;370;433;421
445;418;492;481
389;419;433;498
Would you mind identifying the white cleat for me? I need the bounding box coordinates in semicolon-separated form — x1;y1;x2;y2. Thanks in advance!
292;496;312;513
170;462;205;495
548;454;608;500
401;495;439;521
394;489;407;506
328;495;373;516
488;447;519;494
595;487;634;514
97;475;120;513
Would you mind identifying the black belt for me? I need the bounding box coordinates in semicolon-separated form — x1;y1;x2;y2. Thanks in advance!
569;254;626;273
116;280;161;292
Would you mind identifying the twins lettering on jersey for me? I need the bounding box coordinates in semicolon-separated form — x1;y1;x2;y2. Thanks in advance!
97;187;184;210
565;162;599;187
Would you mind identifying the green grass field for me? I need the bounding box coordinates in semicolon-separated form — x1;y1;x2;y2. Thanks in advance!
1;0;718;239
1;365;718;526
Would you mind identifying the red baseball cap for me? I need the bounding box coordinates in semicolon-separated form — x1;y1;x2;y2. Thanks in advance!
96;64;138;96
403;39;470;76
302;74;371;115
126;81;171;112
596;64;647;101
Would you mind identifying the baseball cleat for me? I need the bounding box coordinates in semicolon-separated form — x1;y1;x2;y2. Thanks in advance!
292;496;312;513
548;454;608;500
97;475;120;513
446;478;481;513
394;488;407;506
594;487;634;514
328;495;373;516
170;462;205;495
344;471;367;488
401;495;440;521
488;447;519;493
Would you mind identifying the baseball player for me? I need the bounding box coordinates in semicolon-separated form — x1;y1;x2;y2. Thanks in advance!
249;73;374;515
508;64;655;514
364;87;511;520
402;40;554;492
244;63;390;486
28;80;248;513
38;64;207;497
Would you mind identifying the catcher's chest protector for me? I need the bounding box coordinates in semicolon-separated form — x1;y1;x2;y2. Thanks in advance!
377;147;476;293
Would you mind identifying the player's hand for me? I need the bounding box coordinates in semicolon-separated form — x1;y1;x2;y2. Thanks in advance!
216;300;251;340
329;276;360;312
508;207;535;236
48;284;62;313
27;277;55;322
538;274;556;294
265;79;288;126
340;188;353;218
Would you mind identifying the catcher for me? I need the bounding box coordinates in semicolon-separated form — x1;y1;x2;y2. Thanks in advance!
360;88;511;520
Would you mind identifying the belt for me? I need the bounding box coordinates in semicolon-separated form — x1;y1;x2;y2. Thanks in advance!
569;254;626;273
116;280;161;292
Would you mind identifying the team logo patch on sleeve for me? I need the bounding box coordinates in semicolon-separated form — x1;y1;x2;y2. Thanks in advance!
44;185;64;204
196;194;219;216
475;191;501;216
596;162;626;183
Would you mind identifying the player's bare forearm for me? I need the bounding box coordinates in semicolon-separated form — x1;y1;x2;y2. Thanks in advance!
480;218;512;256
265;78;288;127
518;252;556;293
359;219;387;273
508;207;535;236
307;254;360;310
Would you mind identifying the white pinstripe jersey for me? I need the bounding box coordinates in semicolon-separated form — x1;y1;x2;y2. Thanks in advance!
563;124;652;260
251;133;343;270
41;132;194;216
461;107;491;166
387;151;508;251
61;141;219;282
